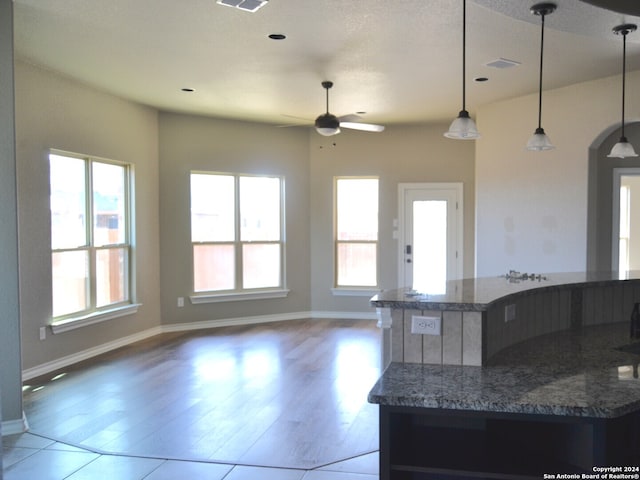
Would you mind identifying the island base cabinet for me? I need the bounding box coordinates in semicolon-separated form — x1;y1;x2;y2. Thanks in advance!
379;406;640;480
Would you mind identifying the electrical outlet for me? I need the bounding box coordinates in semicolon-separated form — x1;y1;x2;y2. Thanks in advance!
411;315;441;335
39;326;46;341
505;303;516;323
177;297;184;307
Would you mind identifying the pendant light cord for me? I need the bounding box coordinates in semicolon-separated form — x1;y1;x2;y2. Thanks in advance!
462;0;466;112
621;29;627;139
537;11;545;130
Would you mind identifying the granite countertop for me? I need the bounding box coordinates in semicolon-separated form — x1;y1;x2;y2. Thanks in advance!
368;322;640;418
370;270;640;311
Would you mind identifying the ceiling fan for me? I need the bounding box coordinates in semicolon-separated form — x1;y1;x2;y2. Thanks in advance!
314;81;385;136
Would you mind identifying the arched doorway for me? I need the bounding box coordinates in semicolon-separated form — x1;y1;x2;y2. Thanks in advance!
587;122;640;272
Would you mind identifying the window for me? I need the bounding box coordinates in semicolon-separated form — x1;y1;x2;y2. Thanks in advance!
49;151;133;323
335;177;379;288
619;185;631;272
190;172;285;297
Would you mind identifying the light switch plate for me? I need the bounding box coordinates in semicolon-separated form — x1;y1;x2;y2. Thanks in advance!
411;315;441;335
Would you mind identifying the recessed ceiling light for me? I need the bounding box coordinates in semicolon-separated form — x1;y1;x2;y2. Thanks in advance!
484;58;521;69
181;88;195;92
474;77;489;82
268;33;286;40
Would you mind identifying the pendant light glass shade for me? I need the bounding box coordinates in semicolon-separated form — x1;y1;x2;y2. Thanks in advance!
444;0;480;140
526;127;554;151
608;24;638;158
608;137;638;158
445;110;480;139
526;3;556;151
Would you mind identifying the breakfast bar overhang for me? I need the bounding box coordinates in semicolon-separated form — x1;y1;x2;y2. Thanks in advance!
368;271;640;479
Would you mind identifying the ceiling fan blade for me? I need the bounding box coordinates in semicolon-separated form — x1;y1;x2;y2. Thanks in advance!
340;121;385;133
337;114;362;123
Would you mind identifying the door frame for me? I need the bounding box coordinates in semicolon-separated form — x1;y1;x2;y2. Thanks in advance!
397;182;463;290
612;167;640;271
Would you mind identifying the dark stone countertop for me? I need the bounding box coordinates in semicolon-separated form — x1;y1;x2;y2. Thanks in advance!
370;270;640;312
368;322;640;418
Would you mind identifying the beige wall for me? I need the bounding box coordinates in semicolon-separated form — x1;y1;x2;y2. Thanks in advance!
475;71;640;277
158;112;311;324
12;61;476;383
15;61;161;371
309;125;476;313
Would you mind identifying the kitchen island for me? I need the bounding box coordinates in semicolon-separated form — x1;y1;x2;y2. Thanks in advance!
368;272;640;479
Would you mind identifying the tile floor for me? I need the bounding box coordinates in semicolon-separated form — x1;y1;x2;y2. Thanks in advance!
2;432;379;480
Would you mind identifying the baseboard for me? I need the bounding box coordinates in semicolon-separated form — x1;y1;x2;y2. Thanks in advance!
160;311;314;333
22;326;164;381
1;412;29;436
311;311;377;320
21;310;376;381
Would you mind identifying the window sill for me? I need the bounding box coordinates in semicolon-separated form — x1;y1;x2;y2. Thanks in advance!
331;288;381;297
190;289;290;304
51;303;142;334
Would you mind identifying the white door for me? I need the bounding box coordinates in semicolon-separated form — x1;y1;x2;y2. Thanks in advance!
398;183;463;293
613;168;640;272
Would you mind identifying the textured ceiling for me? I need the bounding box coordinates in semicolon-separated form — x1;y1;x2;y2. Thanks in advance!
12;0;640;128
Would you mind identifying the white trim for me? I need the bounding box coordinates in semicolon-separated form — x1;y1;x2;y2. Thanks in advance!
1;413;29;436
190;289;289;304
22;311;376;381
376;307;392;328
612;168;640;271
22;326;163;381
397;182;464;290
311;310;377;320
51;303;142;334
161;311;311;332
330;288;381;297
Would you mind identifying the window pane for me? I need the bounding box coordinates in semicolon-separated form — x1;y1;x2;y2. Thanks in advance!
52;250;89;317
191;174;235;242
337;179;378;241
413;200;447;294
240;176;280;241
96;247;127;307
194;244;235;291
50;154;87;249
242;243;280;289
337;243;377;286
93;162;126;246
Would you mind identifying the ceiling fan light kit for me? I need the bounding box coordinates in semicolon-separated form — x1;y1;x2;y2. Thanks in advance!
526;2;556;151
608;23;638;158
313;81;384;136
315;113;341;136
445;0;481;140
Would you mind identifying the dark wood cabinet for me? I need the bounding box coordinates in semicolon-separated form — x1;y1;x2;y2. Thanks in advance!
379;405;640;480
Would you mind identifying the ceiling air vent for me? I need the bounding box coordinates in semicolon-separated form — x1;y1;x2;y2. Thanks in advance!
484;58;521;69
216;0;268;12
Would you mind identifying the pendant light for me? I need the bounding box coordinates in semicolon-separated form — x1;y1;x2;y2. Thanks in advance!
526;3;556;151
444;0;480;140
608;24;638;158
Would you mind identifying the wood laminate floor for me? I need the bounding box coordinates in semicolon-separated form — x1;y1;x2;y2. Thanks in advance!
22;319;381;470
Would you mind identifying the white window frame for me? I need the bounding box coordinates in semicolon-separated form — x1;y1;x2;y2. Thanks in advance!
189;171;289;304
331;176;380;296
49;150;139;334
